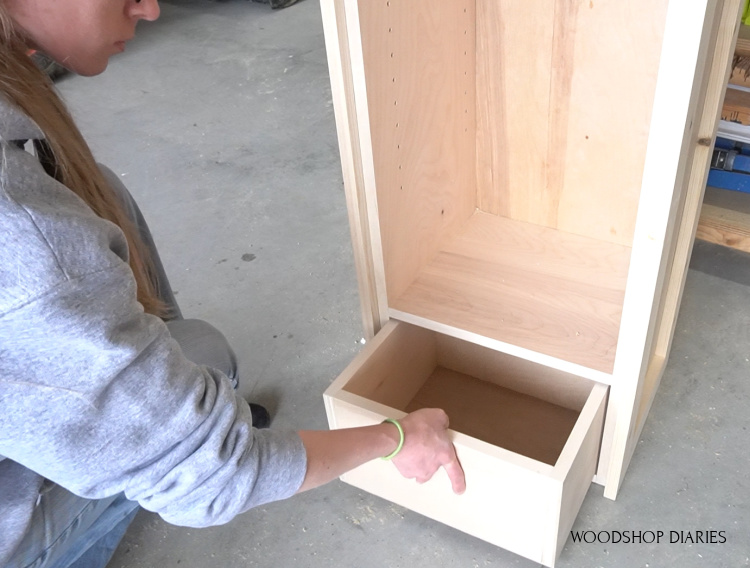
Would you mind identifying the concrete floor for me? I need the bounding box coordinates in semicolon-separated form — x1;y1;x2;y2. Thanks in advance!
56;1;749;566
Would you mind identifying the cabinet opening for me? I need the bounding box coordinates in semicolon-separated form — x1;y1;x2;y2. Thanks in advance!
356;0;668;372
342;322;597;466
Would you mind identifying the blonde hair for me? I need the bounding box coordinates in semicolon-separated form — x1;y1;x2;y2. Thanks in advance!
0;8;168;318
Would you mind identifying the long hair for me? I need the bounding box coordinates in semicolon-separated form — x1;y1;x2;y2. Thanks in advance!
0;9;168;318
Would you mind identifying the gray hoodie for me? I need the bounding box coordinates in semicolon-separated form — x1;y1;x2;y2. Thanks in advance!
0;96;307;564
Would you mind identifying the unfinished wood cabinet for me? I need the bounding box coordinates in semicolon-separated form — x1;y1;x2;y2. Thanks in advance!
320;1;742;565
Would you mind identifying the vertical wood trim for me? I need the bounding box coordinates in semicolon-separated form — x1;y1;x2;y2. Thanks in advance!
320;0;389;338
627;0;742;481
653;0;742;361
601;0;732;499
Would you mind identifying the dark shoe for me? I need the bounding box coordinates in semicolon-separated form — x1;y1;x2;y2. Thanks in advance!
249;403;271;429
251;0;300;9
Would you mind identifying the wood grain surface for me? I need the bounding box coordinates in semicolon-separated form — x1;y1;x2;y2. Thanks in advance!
391;211;631;373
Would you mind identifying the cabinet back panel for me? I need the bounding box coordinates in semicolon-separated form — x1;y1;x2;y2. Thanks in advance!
357;0;477;302
476;0;669;246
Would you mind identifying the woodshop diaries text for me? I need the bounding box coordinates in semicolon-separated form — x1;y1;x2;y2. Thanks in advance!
569;530;727;544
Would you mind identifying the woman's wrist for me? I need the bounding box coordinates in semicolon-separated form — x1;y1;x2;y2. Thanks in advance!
380;418;405;460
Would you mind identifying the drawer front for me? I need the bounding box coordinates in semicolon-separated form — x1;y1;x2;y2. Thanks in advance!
324;320;608;567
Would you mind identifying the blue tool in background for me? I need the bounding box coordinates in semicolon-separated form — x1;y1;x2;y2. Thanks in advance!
707;136;750;193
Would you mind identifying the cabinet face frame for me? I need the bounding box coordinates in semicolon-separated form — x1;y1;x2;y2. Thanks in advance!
321;0;741;552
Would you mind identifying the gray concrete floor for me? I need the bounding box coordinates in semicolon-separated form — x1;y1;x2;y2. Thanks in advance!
56;1;749;566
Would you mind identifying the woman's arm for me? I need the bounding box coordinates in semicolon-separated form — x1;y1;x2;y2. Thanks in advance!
297;408;466;495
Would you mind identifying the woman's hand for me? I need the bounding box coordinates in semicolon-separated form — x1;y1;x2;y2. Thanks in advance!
391;408;466;494
296;407;465;495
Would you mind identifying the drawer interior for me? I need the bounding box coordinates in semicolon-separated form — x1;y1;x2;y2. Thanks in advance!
342;320;597;466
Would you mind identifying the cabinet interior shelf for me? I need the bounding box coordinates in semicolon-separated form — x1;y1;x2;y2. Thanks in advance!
389;210;632;374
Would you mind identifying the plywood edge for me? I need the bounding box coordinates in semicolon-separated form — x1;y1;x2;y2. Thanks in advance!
390;310;615;386
326;389;406;424
552;383;608;482
547;383;607;565
697;201;750;252
321;0;389;339
322;318;401;399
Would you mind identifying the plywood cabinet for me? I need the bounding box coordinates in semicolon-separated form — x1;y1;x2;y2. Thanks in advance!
320;1;742;565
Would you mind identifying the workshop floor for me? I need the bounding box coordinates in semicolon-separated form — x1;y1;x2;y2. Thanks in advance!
56;1;749;566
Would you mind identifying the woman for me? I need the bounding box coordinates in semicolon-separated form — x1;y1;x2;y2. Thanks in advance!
0;1;466;567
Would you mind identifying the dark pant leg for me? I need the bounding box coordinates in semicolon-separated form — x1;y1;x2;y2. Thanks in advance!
98;165;239;385
98;165;183;320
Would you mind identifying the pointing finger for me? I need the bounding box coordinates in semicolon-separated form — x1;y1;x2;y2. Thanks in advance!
443;449;466;495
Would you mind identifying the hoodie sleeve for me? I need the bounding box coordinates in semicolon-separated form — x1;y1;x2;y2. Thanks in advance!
0;141;307;527
0;261;308;526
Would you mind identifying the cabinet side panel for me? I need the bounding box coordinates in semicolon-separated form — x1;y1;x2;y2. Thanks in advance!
628;0;741;482
602;0;733;499
357;0;477;302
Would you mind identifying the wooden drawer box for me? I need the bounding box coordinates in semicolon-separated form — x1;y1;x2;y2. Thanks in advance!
325;320;607;566
320;0;741;565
